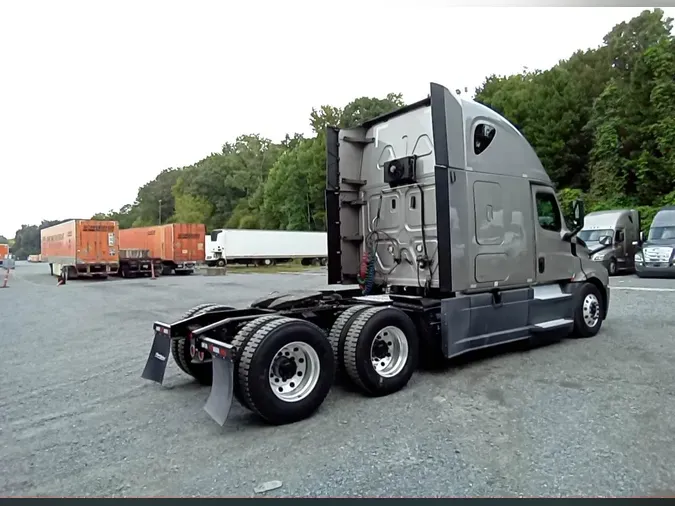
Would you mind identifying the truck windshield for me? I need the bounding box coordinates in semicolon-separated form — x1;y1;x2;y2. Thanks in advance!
648;226;675;241
578;229;613;242
210;230;222;242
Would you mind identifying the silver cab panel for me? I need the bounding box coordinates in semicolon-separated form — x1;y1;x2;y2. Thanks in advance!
327;82;591;294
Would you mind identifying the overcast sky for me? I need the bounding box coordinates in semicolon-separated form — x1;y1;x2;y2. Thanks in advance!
1;2;673;238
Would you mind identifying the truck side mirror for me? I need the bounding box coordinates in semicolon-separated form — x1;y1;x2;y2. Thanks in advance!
572;199;584;223
640;231;645;243
599;235;612;246
565;199;585;236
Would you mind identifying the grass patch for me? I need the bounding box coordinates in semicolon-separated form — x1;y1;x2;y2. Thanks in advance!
200;259;324;275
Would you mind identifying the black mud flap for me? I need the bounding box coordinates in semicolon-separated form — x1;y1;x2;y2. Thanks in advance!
141;328;172;384
203;356;234;426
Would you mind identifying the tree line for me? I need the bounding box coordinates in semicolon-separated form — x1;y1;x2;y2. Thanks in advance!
10;9;675;258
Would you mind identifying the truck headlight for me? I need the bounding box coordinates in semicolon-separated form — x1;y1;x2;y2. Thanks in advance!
592;253;606;261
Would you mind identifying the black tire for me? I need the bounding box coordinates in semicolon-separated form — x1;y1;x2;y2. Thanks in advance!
608;258;617;276
327;304;372;375
216;258;226;267
171;303;234;384
572;282;604;338
342;306;419;396
230;314;287;410
238;317;335;425
320;258;327;267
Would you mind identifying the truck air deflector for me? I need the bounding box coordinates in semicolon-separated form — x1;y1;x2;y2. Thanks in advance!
430;82;466;294
325;125;342;285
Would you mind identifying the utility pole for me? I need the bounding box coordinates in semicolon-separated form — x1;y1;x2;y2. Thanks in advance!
158;199;162;225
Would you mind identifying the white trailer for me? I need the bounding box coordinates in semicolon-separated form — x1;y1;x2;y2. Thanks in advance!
205;229;328;267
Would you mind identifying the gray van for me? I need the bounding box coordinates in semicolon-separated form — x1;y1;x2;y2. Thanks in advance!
577;209;640;275
635;205;675;278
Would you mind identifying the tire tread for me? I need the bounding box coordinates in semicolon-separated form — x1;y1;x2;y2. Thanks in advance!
231;314;286;409
239;317;296;420
343;306;389;393
328;304;371;373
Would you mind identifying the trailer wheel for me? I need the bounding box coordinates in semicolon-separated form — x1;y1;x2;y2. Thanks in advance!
342;306;419;396
171;303;234;384
328;304;372;375
238;317;334;425
572;282;604;338
230;314;287;410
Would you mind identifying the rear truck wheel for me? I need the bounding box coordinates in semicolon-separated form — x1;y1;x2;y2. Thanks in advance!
171;303;234;384
342;306;419;396
572;283;604;338
320;258;327;266
238;317;335;425
328;304;372;376
121;265;130;278
230;314;286;410
608;258;618;276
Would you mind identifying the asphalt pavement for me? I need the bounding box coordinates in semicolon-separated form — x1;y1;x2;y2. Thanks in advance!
1;262;675;497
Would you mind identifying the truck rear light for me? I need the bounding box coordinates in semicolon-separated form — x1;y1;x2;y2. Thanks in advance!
200;341;229;358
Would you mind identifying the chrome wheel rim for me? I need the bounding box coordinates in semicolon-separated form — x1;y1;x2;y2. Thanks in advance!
582;294;600;328
370;326;409;378
269;341;320;402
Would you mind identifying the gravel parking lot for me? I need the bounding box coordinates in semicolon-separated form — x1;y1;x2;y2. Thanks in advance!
2;262;675;497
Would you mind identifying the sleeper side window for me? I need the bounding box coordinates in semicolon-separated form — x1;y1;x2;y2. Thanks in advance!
615;229;625;243
535;192;562;232
474;124;496;155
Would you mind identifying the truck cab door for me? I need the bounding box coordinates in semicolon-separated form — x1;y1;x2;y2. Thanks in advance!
531;184;578;284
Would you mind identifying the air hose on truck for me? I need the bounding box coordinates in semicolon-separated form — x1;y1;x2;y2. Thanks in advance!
357;248;376;295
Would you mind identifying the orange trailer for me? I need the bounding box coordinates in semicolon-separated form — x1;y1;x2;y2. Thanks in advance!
0;244;9;269
40;219;120;279
119;223;205;275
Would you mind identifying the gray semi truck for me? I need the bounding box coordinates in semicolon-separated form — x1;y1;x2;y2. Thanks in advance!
141;82;611;428
578;209;641;275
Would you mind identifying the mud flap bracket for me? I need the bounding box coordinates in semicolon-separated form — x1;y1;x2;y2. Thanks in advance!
141;325;172;384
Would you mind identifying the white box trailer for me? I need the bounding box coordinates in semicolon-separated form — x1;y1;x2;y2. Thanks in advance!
205;228;328;267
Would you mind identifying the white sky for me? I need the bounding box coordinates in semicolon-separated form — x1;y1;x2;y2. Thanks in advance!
1;1;673;238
